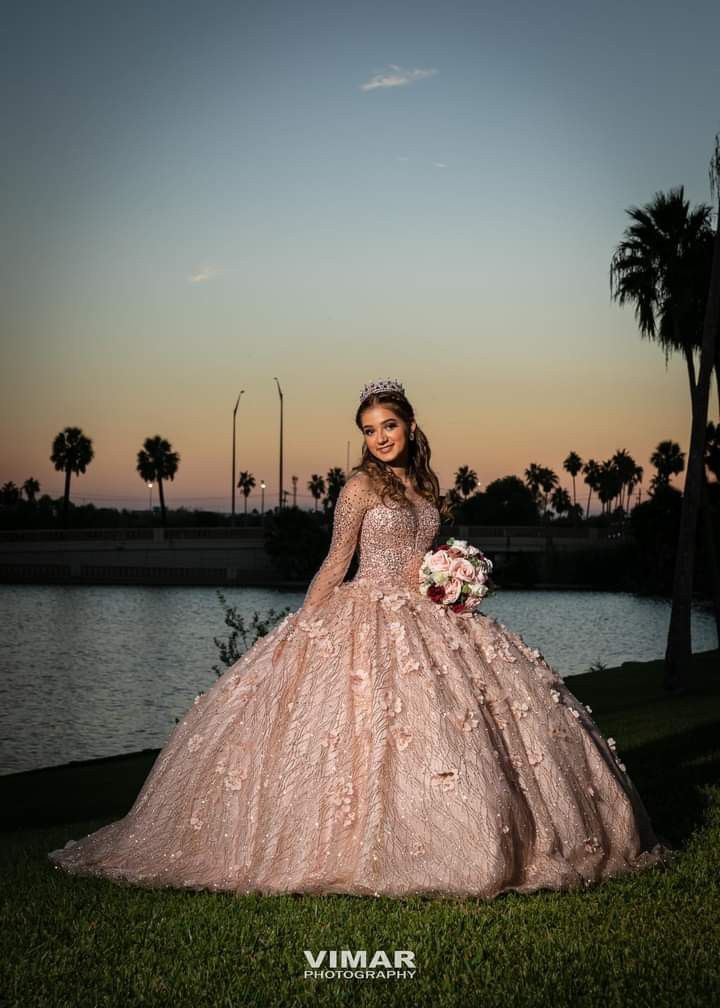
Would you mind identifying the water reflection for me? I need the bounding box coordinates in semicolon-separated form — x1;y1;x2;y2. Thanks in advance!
0;584;715;775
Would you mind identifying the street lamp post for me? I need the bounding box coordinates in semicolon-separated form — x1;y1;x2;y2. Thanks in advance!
274;377;283;510
231;390;244;527
260;480;266;517
292;475;297;507
147;482;153;512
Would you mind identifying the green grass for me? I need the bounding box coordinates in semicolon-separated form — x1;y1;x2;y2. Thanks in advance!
2;649;719;1008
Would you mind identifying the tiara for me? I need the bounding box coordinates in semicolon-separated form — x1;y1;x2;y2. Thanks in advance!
359;378;405;403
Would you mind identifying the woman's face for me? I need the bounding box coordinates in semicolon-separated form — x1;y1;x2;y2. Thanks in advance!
360;405;416;466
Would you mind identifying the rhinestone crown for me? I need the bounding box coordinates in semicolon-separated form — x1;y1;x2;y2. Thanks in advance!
359;378;405;403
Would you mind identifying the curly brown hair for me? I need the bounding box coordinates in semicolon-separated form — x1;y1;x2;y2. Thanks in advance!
351;389;454;522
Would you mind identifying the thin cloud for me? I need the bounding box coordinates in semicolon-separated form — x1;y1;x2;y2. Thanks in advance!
188;266;221;284
433;162;447;168
360;64;438;91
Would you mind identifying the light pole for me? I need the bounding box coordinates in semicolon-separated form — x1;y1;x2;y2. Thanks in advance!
231;390;244;527
274;377;283;510
147;482;153;511
260;480;266;517
292;475;297;507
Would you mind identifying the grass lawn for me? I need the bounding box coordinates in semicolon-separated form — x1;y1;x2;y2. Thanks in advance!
1;649;719;1008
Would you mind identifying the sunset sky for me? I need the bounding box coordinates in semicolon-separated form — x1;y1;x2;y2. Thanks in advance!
2;0;719;512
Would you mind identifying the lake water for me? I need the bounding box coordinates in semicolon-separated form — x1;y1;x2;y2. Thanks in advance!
1;584;715;775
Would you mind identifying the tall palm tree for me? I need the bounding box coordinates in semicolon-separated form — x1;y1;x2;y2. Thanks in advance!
597;459;624;516
649;440;685;492
325;467;346;511
236;471;256;518
136;435;180;529
523;463;543;509
611;449;637;512
50;426;94;527
22;477;40;504
665;140;720;685
581;459;601;520
626;464;644;510
308;474;326;512
454;465;479;499
610;167;720;686
538;467;559;518
563;452;583;511
609;185;713;391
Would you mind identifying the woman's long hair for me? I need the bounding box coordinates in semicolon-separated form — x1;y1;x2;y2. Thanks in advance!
351;390;453;521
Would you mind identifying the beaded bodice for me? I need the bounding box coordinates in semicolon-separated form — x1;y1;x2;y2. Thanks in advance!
303;472;441;610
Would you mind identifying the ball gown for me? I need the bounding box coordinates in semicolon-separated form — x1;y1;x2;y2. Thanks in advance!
49;471;674;898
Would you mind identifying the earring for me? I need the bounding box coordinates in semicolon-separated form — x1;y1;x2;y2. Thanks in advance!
410;432;415;441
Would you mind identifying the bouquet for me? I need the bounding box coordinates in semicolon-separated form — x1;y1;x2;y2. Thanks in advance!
419;538;496;615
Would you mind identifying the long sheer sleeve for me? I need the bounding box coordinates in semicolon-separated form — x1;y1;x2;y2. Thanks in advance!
270;473;375;667
302;473;375;612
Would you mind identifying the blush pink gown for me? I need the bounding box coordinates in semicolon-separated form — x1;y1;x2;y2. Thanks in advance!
49;471;674;898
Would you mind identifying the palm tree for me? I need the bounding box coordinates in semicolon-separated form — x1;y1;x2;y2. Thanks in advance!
308;474;326;512
611;449;637;513
454;465;479;499
550;486;572;519
581;459;601;519
325;467;346;511
538;467;559;518
609;184;713;394
50;426;94;527
136;435;180;529
664;141;720;687
610;161;720;686
563;452;583;511
649;440;685;492
524;463;543;509
236;471;256;518
626;464;644;510
596;459;624;516
22;477;40;504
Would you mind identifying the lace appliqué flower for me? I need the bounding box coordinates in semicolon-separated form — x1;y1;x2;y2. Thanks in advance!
389;722;413;751
381;690;403;717
583;835;603;854
330;779;356;827
381;591;410;613
350;667;369;688
459;709;479;732
223;768;248;792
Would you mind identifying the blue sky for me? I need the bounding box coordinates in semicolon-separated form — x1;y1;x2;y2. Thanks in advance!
2;0;719;508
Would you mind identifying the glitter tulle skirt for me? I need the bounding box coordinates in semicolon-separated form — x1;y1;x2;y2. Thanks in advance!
48;577;674;898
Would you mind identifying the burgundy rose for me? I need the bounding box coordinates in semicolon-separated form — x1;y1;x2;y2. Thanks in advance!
428;585;446;603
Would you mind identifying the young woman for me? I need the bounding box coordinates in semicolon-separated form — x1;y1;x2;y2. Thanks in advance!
49;379;673;898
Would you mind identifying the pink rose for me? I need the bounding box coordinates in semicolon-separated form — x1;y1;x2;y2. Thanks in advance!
443;578;462;604
427;550;451;573
449;557;475;582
